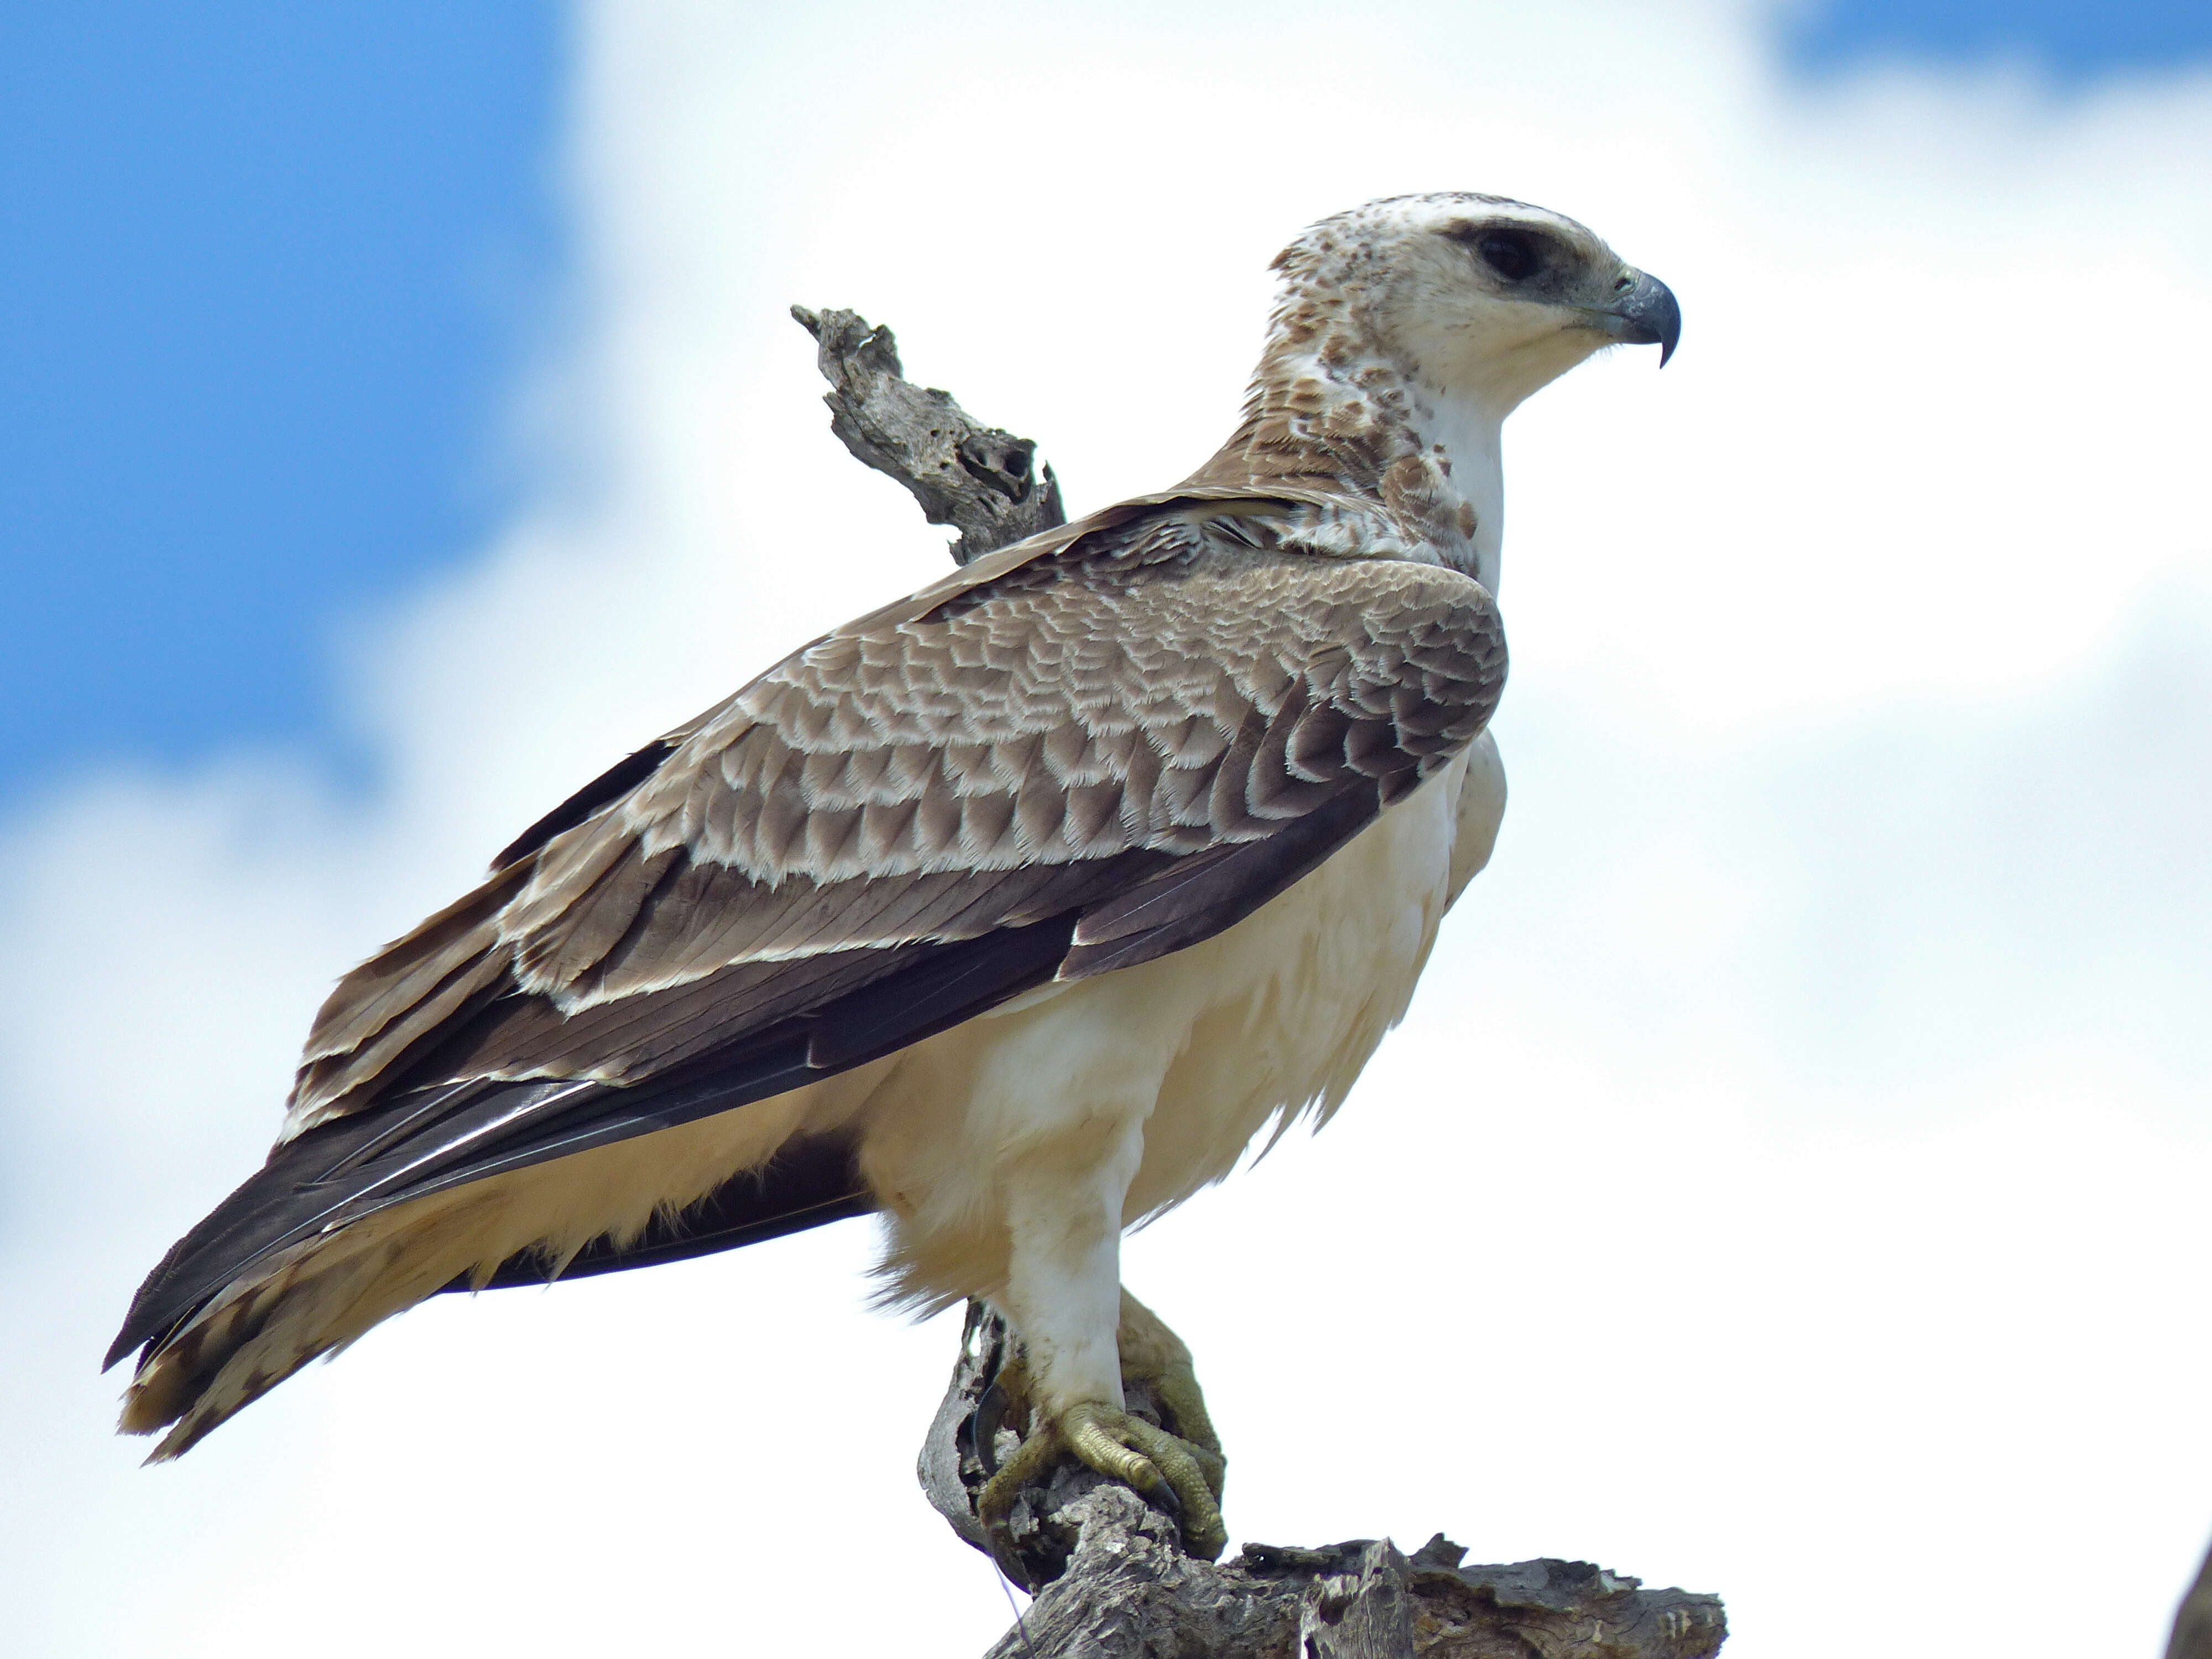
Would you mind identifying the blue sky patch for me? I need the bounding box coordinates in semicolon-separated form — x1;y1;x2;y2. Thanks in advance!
1790;0;2212;79
6;2;2206;810
1;3;561;803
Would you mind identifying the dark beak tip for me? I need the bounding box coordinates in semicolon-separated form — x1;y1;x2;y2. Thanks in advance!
1645;273;1682;369
1613;270;1681;368
1585;274;1680;366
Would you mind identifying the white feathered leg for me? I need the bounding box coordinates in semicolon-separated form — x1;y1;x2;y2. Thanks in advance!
995;1112;1143;1418
977;1109;1228;1560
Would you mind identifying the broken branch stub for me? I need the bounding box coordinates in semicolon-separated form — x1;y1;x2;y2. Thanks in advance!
792;305;1066;565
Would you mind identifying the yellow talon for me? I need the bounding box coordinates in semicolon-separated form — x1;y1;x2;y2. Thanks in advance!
974;1292;1229;1564
978;1397;1228;1564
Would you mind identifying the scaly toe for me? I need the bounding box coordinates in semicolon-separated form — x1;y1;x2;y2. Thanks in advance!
1063;1401;1227;1561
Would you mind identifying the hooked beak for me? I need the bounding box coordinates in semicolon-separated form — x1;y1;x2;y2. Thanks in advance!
1589;271;1681;367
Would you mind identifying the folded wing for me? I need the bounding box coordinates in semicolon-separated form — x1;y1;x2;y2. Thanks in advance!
110;496;1505;1373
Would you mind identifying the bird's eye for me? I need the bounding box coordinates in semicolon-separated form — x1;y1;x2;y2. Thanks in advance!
1475;231;1540;281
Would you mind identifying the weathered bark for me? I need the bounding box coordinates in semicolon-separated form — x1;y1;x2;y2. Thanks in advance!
968;1498;1728;1659
792;305;1065;564
797;306;1728;1658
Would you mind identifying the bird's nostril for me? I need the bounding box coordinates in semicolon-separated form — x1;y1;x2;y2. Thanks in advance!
1614;274;1634;293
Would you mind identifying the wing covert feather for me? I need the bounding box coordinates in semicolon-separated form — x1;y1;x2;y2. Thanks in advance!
263;498;1499;1218
499;532;1503;1011
114;492;1507;1374
291;508;1503;1134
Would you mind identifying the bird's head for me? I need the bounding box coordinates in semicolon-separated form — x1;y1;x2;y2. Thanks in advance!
1271;192;1679;418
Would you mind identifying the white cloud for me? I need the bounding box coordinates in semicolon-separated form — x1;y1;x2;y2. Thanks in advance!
6;1;2210;1653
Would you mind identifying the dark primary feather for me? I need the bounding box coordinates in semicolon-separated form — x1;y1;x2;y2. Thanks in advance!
111;488;1507;1379
107;915;1082;1370
468;1131;875;1288
490;736;686;873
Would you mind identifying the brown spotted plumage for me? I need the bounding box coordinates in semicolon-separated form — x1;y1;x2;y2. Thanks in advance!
109;194;1676;1506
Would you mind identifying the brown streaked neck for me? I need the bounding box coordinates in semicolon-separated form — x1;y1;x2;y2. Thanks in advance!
1186;302;1494;586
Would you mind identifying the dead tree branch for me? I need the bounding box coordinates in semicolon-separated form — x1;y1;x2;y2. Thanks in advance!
793;305;1065;564
796;305;1729;1658
975;1495;1726;1659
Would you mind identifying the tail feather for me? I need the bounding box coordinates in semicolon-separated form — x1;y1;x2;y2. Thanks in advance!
113;1117;879;1458
121;1212;466;1460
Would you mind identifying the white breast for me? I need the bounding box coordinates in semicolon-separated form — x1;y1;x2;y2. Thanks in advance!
845;737;1508;1306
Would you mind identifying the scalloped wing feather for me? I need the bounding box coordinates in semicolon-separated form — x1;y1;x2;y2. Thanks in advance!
111;491;1505;1444
281;497;1503;1139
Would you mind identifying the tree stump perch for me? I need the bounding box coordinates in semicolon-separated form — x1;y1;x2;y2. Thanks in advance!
796;305;1728;1658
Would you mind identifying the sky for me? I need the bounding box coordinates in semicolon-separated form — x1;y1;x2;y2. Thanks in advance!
0;3;561;800
1790;0;2212;76
4;0;2210;809
3;3;2210;1657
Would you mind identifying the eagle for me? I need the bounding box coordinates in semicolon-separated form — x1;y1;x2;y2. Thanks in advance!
107;193;1678;1559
